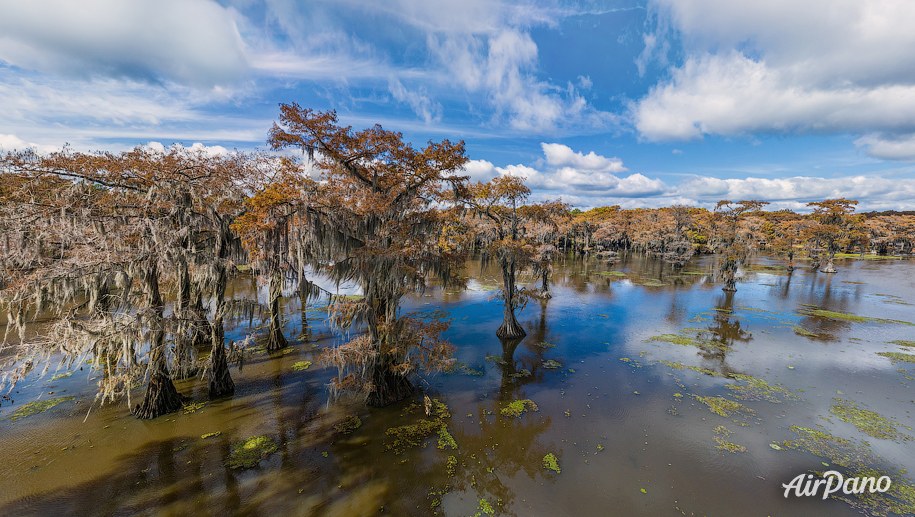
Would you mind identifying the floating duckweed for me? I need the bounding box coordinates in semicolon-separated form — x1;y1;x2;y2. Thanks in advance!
386;420;440;454
385;398;451;454
726;373;797;403
890;340;915;348
619;357;631;362
446;455;458;477
542;359;562;369
9;396;75;421
694;396;754;418
182;401;206;414
534;341;557;349
659;359;723;377
830;399;907;441
437;425;457;450
792;326;820;338
782;426;915;515
782;426;861;468
877;351;915;364
474;499;495;516
50;371;73;381
798;306;913;326
598;270;627;277
291;360;312;371
499;399;539;418
542;452;561;473
838;468;915;516
597;444;604;452
226;435;278;469
510;369;531;378
649;334;702;346
333;415;362;435
714;437;747;453
201;432;221;440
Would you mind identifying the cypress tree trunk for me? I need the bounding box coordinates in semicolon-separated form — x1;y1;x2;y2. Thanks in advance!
539;267;552;299
722;258;738;292
497;257;526;338
208;263;234;399
133;264;183;419
173;260;197;379
366;359;414;407
266;269;288;351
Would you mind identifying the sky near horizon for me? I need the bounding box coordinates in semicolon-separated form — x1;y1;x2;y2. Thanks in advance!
1;0;915;211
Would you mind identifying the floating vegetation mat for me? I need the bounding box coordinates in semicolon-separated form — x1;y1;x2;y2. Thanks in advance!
713;425;746;453
694;396;754;418
782;426;915;516
333;415;362;435
499;399;539;418
291;360;312;371
8;396;75;421
385;397;454;455
542;452;560;473
226;435;278;469
829;399;910;441
798;305;913;326
877;352;915;364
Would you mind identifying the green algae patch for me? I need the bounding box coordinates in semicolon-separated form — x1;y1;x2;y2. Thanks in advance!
694;396;754;418
838;468;915;517
50;371;73;381
226;435;278;469
658;359;724;377
291;360;312;371
385;397;452;454
782;426;915;516
333;415;362;435
182;401;206;414
793;326;820;338
499;399;539;418
9;396;75;421
598;270;627;277
542;359;562;369
726;373;797;403
830;399;908;441
877;351;915;364
446;455;458;477
713;425;747;453
798;305;913;326
834;253;903;260
201;432;221;440
890;340;915;348
649;333;703;346
542;452;561;473
474;499;495;516
782;426;863;468
437;426;457;450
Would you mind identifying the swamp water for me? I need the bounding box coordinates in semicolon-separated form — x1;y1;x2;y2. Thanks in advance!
1;254;914;516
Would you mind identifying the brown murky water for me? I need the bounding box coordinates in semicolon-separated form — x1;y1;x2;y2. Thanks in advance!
1;254;914;516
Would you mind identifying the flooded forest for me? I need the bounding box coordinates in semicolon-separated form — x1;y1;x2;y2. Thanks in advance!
2;106;915;516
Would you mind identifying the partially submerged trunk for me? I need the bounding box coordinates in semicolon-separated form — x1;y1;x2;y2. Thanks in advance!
208;263;234;399
497;257;526;339
538;267;552;299
133;264;183;419
366;360;414;407
266;270;288;351
721;258;738;292
821;251;837;274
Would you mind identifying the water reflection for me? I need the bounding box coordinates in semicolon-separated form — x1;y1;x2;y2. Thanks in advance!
1;253;913;516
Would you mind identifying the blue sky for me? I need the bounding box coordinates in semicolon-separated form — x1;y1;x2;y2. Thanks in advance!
2;0;915;210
